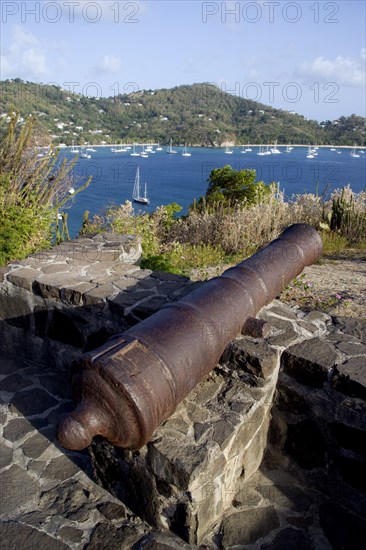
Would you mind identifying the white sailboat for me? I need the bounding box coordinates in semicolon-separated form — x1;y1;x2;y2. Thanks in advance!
132;167;149;204
350;145;360;158
70;141;79;154
270;141;281;154
167;138;177;154
80;148;91;159
156;142;163;151
130;143;140;157
224;144;233;154
182;144;191;157
306;147;315;159
111;143;127;153
145;144;155;153
257;146;266;156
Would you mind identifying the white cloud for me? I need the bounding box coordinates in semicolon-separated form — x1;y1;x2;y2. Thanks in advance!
12;26;38;47
298;55;365;87
22;49;47;76
1;25;47;79
93;55;121;74
361;48;366;60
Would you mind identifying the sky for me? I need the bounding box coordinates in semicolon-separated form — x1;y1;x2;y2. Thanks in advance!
1;0;365;121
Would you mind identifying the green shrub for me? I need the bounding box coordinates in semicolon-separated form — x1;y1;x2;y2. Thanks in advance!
323;186;366;245
85;181;365;276
0;113;91;265
202;165;272;208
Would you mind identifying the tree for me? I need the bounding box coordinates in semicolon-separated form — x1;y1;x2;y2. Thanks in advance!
205;165;272;206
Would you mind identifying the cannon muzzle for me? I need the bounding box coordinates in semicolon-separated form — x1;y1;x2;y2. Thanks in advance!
57;224;322;450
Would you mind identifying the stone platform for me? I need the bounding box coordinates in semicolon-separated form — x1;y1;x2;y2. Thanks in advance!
1;234;365;548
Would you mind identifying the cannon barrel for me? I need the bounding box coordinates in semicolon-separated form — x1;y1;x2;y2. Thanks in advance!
57;224;322;451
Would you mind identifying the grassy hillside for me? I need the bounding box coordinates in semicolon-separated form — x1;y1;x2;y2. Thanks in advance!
1;79;365;146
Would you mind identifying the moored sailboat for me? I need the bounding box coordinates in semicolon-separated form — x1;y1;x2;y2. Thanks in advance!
132;167;150;204
167;138;177;154
182;144;191;156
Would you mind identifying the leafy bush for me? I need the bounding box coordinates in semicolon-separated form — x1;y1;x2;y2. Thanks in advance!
81;200;182;258
0;113;91;265
84;177;365;276
323;186;366;245
202;165;272;207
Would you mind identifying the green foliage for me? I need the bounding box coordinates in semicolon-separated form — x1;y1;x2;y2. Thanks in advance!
84;180;365;278
205;165;272;206
1;79;364;146
0;113;91;265
142;242;226;275
0;201;52;265
81;201;182;258
320;231;349;256
323;186;366;245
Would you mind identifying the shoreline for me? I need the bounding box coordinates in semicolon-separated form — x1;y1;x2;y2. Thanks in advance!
45;143;366;150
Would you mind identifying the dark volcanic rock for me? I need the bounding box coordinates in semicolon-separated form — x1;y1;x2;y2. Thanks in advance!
284;419;327;469
221;506;280;546
282;338;338;387
86;522;146;549
260;526;314;550
319;501;366;550
11;388;58;416
0;522;69;550
0;466;40;515
332;356;366;399
332;316;366;343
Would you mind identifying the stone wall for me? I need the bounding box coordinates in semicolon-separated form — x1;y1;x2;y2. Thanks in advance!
89;301;366;546
267;314;366;519
89;337;281;545
0;234;199;369
1;235;365;548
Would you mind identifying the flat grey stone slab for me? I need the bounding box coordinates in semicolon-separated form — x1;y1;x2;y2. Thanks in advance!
0;522;69;550
282;338;339;387
260;526;314;550
333;316;366;343
221;505;280;547
42;455;81;481
22;431;52;459
0;441;13;469
85;522;147;549
0;465;40;515
332;356;366;399
11;388;58;417
7;268;41;291
1;374;33;393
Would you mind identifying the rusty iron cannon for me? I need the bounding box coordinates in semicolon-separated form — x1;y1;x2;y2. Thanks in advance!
57;223;322;451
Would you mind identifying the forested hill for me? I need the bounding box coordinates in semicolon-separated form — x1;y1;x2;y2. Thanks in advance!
1;79;365;146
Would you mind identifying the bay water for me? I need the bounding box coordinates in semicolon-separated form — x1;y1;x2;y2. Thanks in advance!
61;145;366;237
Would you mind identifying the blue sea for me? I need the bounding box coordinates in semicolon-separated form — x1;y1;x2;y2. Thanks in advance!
60;145;366;237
